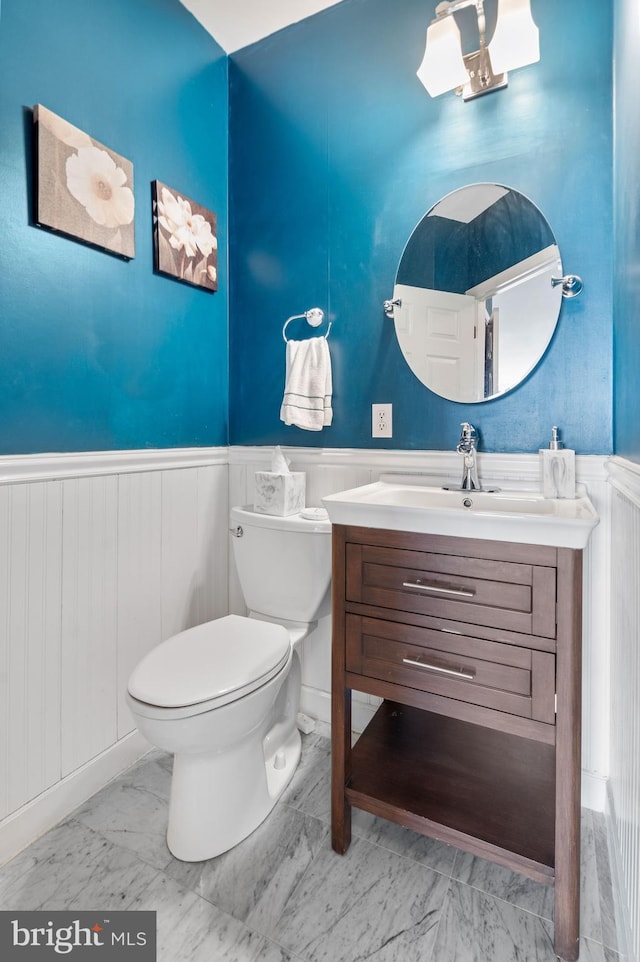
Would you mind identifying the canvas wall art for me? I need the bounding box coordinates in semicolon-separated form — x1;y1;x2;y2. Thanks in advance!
152;181;218;292
33;105;135;259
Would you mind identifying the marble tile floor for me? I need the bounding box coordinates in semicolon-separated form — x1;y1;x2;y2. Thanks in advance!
0;731;621;962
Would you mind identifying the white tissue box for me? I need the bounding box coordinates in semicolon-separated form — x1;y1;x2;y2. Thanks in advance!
254;471;306;516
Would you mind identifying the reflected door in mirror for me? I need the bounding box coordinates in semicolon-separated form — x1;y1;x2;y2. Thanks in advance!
394;286;484;403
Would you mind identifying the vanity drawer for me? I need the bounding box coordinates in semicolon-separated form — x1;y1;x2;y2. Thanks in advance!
346;614;556;723
346;544;556;637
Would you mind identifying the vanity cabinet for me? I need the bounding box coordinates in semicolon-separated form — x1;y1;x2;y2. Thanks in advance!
331;523;583;962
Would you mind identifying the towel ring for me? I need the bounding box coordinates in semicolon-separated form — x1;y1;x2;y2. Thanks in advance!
282;308;331;343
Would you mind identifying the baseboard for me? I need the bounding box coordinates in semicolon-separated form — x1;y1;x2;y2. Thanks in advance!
301;685;381;736
0;731;149;867
605;784;638;962
581;770;607;812
300;686;331;728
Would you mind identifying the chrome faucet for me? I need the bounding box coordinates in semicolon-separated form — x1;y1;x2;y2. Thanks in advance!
457;422;480;490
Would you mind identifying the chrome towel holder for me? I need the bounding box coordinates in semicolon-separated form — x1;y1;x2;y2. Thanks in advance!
282;308;331;342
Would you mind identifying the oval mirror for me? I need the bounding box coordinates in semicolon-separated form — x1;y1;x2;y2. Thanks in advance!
392;184;563;403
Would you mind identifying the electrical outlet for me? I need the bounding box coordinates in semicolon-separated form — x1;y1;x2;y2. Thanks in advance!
372;403;392;438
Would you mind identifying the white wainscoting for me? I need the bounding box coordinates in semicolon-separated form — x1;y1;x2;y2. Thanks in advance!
229;446;611;808
0;449;229;865
606;457;640;962
0;481;63;819
0;444;612;868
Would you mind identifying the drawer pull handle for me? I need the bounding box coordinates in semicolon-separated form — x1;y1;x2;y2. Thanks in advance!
402;656;476;680
401;580;475;598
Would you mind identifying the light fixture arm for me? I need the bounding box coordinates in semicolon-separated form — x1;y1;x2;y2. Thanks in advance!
418;0;539;101
473;1;494;92
434;0;478;18
431;0;506;100
475;0;487;45
433;0;487;31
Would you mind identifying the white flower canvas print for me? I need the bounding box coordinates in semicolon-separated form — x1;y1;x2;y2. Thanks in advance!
152;180;218;292
33;105;135;259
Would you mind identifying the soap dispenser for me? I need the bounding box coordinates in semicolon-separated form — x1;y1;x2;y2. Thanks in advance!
540;426;576;499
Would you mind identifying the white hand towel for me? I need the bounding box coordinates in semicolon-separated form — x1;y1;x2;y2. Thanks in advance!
280;336;333;431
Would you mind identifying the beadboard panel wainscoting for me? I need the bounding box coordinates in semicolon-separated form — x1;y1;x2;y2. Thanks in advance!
0;445;612;870
0;449;229;865
0;481;64;818
61;475;119;777
606;457;640;962
229;446;611;813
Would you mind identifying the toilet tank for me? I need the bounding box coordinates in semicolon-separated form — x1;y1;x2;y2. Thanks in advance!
230;506;331;623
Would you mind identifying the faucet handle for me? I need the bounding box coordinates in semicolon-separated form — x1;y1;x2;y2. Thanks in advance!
457;422;478;455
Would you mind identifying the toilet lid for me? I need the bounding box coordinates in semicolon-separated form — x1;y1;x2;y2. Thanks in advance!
127;614;290;708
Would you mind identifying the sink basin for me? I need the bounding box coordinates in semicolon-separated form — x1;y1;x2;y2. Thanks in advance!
322;479;599;548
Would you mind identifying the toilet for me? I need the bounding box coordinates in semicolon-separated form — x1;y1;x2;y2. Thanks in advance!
126;504;332;862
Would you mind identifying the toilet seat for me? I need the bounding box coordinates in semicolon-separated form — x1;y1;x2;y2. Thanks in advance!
127;614;291;718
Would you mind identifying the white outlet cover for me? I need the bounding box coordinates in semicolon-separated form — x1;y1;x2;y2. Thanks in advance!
372;403;392;438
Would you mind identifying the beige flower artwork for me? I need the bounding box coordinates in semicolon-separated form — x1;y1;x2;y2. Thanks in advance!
152;181;217;292
33;104;135;259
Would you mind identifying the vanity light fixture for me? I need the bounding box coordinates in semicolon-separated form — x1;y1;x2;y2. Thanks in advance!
417;0;539;101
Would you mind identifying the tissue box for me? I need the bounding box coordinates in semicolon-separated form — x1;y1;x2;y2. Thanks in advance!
254;471;306;516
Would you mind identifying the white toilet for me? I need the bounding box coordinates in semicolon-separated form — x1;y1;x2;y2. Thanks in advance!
126;504;331;862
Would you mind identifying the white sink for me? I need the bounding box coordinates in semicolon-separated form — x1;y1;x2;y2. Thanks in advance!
322;479;599;549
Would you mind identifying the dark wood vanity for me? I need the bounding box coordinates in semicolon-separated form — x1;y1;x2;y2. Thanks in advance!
331;523;583;962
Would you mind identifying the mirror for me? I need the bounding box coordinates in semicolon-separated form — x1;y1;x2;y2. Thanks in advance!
391;184;563;403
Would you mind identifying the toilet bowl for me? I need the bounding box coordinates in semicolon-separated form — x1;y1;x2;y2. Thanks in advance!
127;505;331;862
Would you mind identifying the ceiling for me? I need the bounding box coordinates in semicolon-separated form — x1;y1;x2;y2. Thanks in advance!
179;0;345;53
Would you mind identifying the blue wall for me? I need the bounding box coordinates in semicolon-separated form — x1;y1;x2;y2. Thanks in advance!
613;0;640;461
0;0;616;457
0;0;228;453
229;0;613;455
